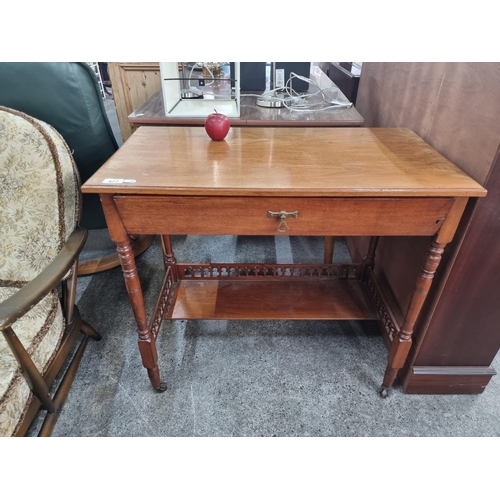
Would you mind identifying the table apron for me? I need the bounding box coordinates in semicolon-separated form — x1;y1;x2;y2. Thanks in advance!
113;195;455;236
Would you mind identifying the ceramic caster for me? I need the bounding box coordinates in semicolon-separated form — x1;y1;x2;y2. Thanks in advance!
155;382;168;393
379;385;389;398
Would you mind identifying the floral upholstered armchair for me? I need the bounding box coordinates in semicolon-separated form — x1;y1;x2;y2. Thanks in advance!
0;106;100;436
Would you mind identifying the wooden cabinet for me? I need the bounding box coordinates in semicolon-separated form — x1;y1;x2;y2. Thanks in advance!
107;63;162;142
350;62;500;393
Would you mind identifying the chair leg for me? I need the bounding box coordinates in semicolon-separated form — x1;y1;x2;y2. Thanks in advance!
37;319;100;436
38;335;89;437
2;326;55;414
323;236;335;263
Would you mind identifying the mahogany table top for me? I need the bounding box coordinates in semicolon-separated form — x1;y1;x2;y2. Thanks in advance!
82;126;486;199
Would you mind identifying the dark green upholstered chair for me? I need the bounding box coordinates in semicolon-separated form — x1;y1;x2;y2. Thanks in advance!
0;62;153;274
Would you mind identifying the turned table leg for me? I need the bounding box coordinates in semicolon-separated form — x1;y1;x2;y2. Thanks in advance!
117;240;167;392
379;238;446;398
323;236;335;263
362;236;380;282
100;195;167;392
161;234;178;280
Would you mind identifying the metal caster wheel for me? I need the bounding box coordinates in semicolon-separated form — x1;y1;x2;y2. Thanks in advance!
155;382;168;393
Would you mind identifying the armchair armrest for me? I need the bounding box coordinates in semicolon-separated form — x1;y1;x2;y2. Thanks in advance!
0;227;87;330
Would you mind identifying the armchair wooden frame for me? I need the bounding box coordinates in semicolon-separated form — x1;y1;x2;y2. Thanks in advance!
0;230;101;437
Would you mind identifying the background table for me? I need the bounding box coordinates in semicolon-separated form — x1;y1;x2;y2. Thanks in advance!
128;66;365;128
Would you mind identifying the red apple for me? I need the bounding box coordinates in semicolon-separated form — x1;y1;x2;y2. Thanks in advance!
205;110;230;141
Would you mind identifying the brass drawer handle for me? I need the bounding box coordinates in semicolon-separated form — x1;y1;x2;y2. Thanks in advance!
267;210;299;233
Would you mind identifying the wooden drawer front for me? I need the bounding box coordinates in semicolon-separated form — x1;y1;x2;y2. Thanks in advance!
113;195;455;236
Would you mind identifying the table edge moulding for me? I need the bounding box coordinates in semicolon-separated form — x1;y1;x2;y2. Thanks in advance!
82;126;486;397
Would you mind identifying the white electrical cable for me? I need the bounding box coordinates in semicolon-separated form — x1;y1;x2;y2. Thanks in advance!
249;71;353;112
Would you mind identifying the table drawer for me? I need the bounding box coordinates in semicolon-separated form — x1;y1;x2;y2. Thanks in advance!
113;195;455;236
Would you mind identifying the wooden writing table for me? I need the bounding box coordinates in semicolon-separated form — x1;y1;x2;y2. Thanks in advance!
82;127;486;397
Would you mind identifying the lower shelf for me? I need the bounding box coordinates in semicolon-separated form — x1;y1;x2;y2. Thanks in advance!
167;279;379;320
